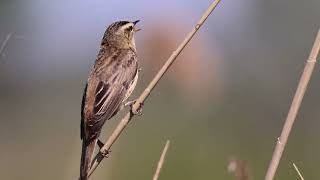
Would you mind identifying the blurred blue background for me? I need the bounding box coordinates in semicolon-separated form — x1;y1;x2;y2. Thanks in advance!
0;0;319;179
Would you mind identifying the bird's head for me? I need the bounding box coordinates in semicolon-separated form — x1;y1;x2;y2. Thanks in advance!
103;20;141;50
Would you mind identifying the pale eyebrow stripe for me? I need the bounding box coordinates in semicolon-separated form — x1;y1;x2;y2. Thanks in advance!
121;23;134;30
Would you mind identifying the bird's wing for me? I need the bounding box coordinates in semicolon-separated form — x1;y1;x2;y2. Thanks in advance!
80;84;88;139
81;49;138;141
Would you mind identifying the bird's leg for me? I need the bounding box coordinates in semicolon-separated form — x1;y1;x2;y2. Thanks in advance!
117;100;136;112
124;100;136;107
121;100;144;116
97;139;104;149
97;139;111;158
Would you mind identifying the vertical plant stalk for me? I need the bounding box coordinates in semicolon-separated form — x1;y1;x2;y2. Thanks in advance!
153;140;170;180
0;33;12;56
264;29;320;180
292;163;304;180
85;0;221;178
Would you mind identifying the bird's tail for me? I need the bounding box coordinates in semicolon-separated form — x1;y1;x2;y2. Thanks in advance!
80;139;97;180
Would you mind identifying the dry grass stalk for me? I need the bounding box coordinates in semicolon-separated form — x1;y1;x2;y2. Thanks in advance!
0;33;12;56
292;163;304;180
152;140;170;180
84;0;222;178
264;29;320;180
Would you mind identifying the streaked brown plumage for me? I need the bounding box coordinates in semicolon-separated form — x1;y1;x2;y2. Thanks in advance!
80;20;140;180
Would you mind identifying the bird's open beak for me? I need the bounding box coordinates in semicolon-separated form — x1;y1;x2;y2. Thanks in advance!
133;20;140;25
133;20;141;32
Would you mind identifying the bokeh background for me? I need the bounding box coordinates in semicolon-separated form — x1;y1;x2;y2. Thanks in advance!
0;0;319;179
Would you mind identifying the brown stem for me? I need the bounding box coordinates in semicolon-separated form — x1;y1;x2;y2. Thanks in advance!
152;140;170;180
264;29;320;180
293;163;304;180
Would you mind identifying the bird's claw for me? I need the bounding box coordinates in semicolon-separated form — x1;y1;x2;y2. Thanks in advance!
101;149;111;158
131;101;144;116
97;140;111;158
125;100;143;116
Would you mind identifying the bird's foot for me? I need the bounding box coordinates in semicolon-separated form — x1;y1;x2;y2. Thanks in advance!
100;149;111;158
124;100;144;116
97;140;111;158
130;100;144;116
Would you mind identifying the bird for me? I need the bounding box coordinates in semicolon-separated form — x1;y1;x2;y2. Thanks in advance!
80;20;141;180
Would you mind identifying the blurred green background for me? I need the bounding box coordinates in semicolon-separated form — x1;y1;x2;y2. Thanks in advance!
0;0;319;179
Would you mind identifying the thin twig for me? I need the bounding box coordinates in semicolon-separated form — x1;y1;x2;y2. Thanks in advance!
0;33;12;56
85;0;221;178
264;29;320;180
153;140;170;180
293;163;304;180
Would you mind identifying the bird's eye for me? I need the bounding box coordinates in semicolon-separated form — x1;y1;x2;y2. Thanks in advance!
127;26;133;32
